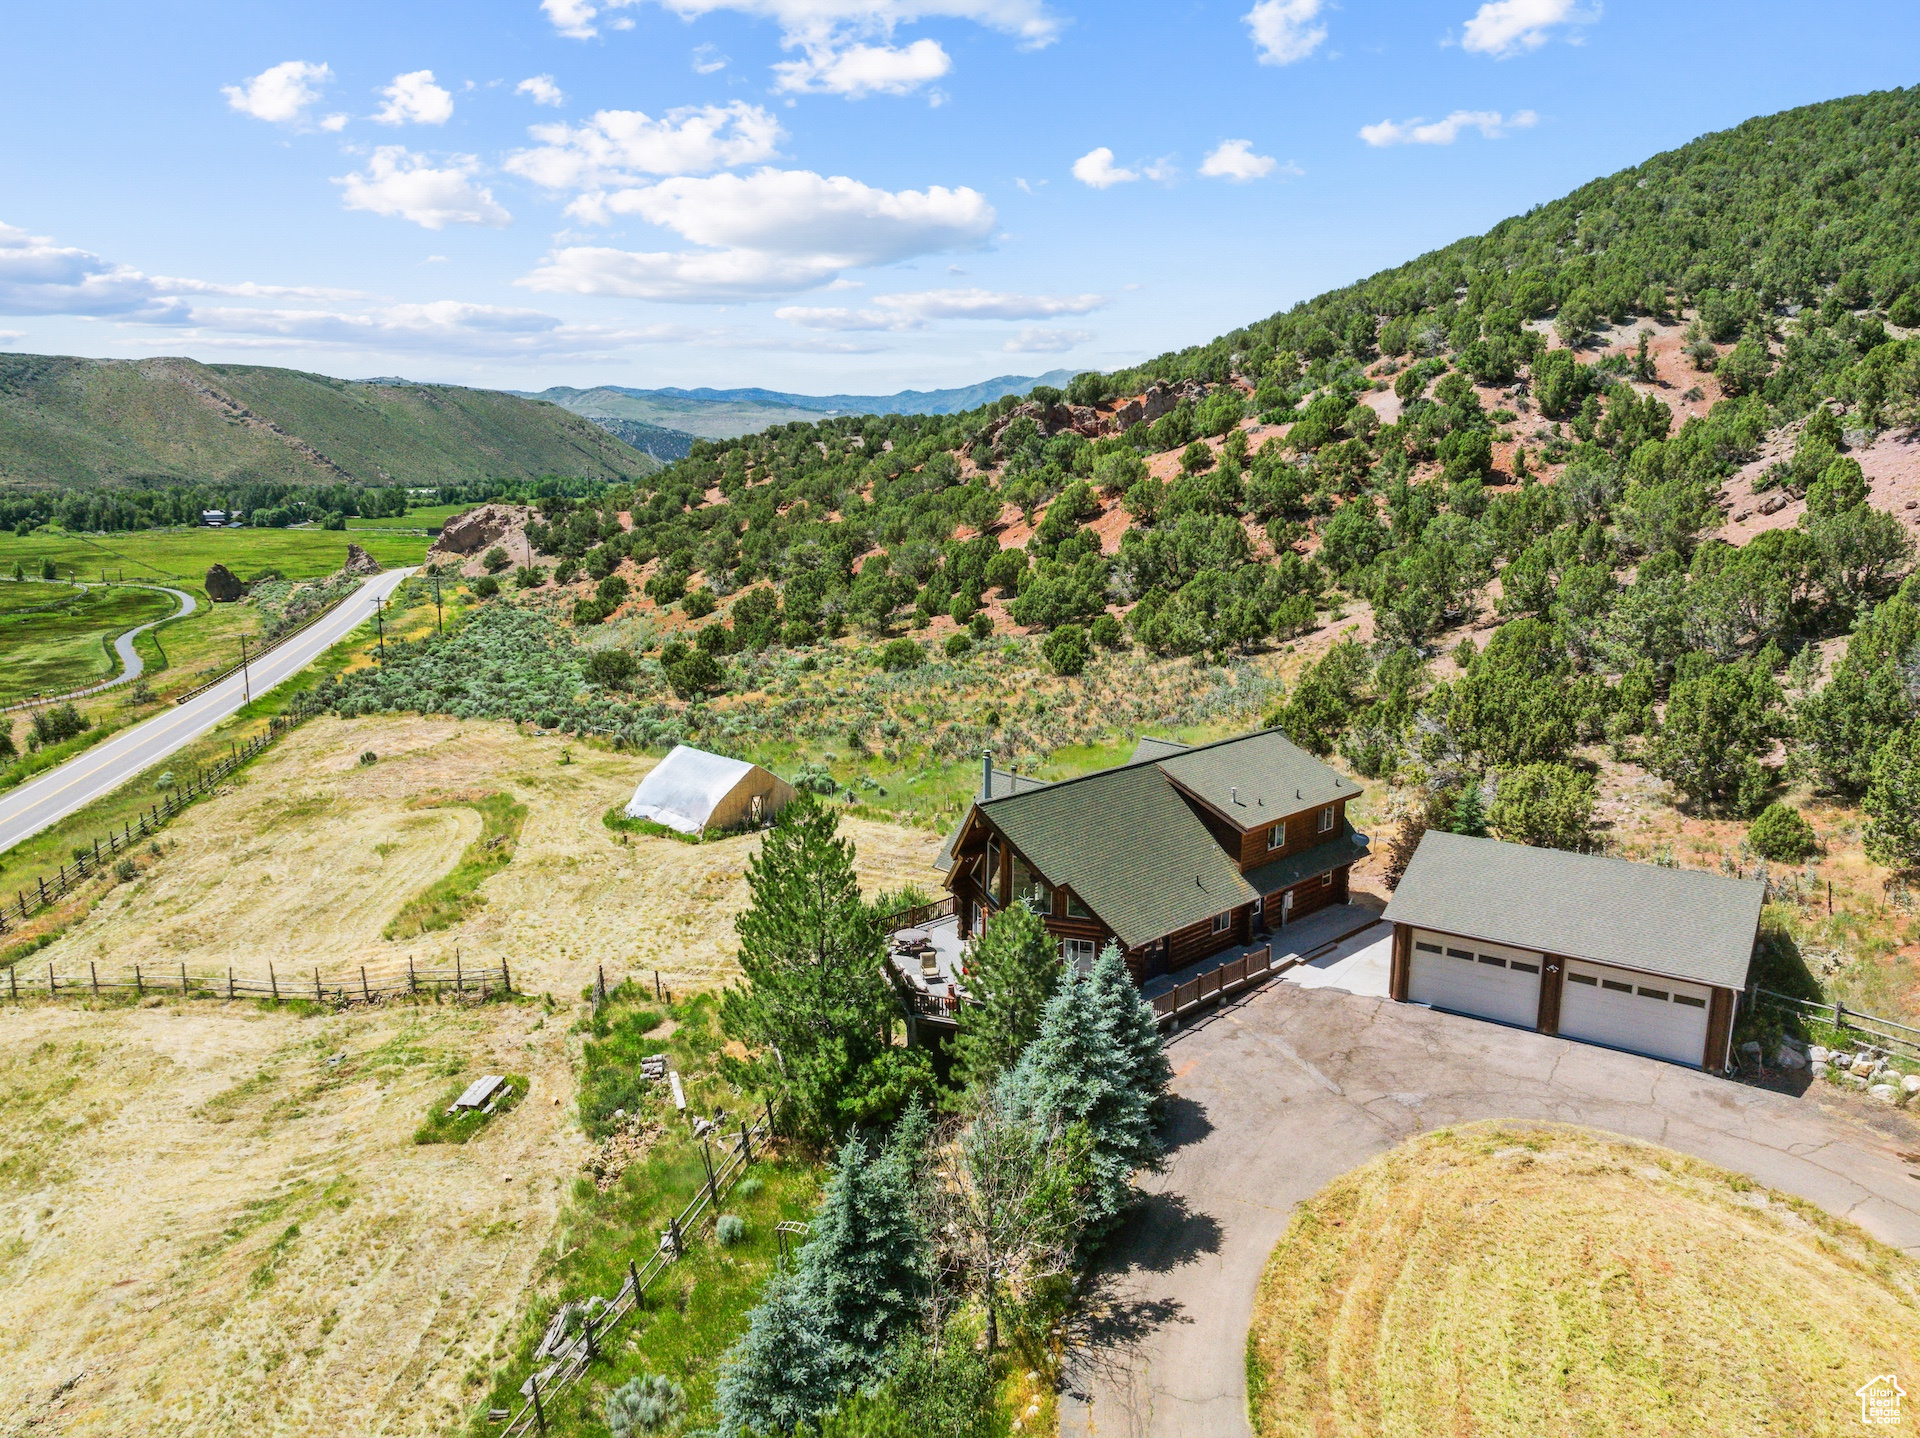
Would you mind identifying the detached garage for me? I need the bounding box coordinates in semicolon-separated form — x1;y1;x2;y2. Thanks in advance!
1385;832;1764;1070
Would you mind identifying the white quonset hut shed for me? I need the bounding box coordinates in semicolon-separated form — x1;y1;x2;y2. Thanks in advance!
624;745;796;836
1385;831;1764;1070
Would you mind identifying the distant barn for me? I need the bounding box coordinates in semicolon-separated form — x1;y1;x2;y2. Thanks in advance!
623;745;796;836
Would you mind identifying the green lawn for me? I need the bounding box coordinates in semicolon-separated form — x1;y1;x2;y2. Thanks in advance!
0;584;178;704
0;579;82;614
0;524;434;585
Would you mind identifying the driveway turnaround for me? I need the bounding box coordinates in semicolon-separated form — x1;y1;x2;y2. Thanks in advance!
0;568;413;854
1060;979;1920;1438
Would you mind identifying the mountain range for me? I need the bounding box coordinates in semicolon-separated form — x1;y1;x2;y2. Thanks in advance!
0;354;659;488
512;371;1079;441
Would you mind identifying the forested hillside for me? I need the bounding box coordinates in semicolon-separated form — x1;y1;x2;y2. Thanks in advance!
0;353;658;488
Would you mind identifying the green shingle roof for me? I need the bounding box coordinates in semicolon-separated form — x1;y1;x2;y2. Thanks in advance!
1156;729;1363;822
1383;831;1763;990
1242;824;1371;896
980;761;1256;950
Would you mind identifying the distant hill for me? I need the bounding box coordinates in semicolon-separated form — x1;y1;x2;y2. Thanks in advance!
515;370;1078;440
585;416;698;464
0;354;660;487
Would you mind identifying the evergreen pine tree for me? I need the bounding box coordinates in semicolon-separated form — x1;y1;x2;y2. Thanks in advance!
721;794;925;1140
1443;782;1489;837
950;902;1061;1093
1001;965;1157;1239
715;1132;929;1435
714;1275;836;1436
1086;944;1172;1135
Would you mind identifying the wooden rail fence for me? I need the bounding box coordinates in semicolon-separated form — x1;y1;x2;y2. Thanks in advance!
5;955;511;1007
1149;944;1277;1028
499;1105;777;1436
1749;984;1920;1058
0;694;324;936
172;582;363;705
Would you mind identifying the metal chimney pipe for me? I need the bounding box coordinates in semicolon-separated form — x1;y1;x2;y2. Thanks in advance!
982;749;992;801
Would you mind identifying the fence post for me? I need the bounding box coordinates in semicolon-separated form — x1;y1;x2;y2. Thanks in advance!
764;1093;776;1138
530;1371;547;1436
315;969;323;1002
456;953;463;994
655;970;663;1002
134;965;142;996
361;966;371;1004
269;963;278;1001
668;1215;683;1258
48;962;55;997
90;961;98;998
702;1139;718;1212
628;1258;641;1303
228;968;235;1001
582;1309;598;1362
1836;1000;1847;1031
181;963;189;997
501;957;511;994
739;1120;751;1165
7;966;15;1001
408;956;416;994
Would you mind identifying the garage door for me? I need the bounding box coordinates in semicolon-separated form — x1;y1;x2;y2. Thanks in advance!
1559;960;1710;1067
1408;930;1542;1029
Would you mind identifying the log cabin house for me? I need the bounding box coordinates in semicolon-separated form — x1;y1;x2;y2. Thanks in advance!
936;728;1370;984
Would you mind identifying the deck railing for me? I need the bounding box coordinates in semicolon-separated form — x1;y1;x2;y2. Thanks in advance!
1149;945;1276;1028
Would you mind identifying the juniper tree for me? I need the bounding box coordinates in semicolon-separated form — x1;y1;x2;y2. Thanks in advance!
721;794;929;1141
1865;721;1920;873
951;903;1060;1094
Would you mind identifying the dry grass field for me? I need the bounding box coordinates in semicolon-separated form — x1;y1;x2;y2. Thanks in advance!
0;997;572;1437
36;714;944;999
1247;1123;1920;1438
0;713;943;1435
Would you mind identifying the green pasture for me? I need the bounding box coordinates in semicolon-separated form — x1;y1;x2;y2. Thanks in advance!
0;524;434;585
345;503;472;530
0;580;83;614
0;584;177;704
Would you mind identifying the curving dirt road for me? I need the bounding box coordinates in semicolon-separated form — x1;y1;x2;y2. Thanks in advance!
1060;978;1920;1438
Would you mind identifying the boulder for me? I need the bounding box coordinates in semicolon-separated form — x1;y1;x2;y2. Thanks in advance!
1903;1074;1920;1096
435;503;515;556
1851;1057;1880;1078
342;542;381;576
1807;1045;1830;1064
1773;1043;1807;1070
1809;1060;1830;1079
1869;1084;1898;1104
1848;1073;1869;1089
205;563;243;602
1758;492;1790;516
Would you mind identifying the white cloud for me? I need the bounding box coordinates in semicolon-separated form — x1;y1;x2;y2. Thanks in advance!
0;330;24;347
692;43;729;72
374;70;455;126
522;166;993;302
1005;326;1089;352
222;60;334;125
1460;0;1597;58
1359;109;1537;146
336;148;511;229
1244;0;1326;65
773;38;950;95
776;285;1105;329
516;74;567;107
1072;147;1137;188
1200;139;1278;181
508;104;782;190
0;221;188;322
542;0;1061;46
174;300;692;358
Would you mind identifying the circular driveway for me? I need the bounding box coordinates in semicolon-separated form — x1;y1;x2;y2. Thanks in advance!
1061;976;1920;1438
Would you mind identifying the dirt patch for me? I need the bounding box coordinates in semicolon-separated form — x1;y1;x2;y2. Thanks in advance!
1720;426;1920;546
39;716;944;1000
0;998;570;1436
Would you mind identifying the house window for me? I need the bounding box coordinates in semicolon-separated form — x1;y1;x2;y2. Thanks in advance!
1060;938;1097;971
1568;972;1598;986
986;838;1001;899
1267;822;1285;850
1673;993;1708;1008
1211;911;1233;935
1414;941;1442;954
1010;854;1048;911
1066;892;1093;920
1317;806;1335;834
1321;871;1334;888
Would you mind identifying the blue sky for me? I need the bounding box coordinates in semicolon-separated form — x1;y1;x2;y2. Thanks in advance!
2;1;1917;393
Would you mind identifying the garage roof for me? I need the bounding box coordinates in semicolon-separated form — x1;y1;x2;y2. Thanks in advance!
1384;832;1764;990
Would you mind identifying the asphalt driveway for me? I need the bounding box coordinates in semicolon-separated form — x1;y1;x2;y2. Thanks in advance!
1060;978;1920;1438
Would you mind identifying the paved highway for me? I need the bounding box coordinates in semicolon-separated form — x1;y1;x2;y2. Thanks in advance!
0;568;413;854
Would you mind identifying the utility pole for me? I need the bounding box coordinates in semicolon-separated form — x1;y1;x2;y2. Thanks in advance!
375;596;386;662
239;635;251;705
432;571;442;633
